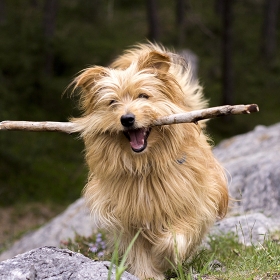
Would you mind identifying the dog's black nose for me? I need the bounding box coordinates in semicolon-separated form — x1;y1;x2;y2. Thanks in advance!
121;113;135;127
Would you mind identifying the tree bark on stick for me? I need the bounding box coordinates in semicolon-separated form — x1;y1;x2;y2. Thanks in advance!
0;121;75;134
0;104;259;134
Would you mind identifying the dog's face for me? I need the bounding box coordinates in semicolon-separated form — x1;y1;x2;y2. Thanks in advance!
72;51;187;154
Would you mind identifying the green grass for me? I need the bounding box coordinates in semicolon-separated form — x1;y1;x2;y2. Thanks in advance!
108;230;141;280
60;230;108;261
62;231;280;280
189;233;280;280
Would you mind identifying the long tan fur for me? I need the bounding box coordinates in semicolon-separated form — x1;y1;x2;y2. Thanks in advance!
71;43;228;279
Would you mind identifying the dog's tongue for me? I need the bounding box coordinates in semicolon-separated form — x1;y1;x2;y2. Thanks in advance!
129;129;145;150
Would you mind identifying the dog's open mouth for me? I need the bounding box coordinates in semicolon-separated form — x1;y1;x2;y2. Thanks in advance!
123;128;151;153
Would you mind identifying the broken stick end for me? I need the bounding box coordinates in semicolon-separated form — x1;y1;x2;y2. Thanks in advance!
247;104;259;114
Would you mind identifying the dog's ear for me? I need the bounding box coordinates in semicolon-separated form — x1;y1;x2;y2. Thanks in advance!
72;66;108;93
69;66;109;114
138;51;170;73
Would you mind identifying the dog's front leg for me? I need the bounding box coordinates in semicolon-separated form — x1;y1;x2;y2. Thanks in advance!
150;231;201;276
119;233;166;280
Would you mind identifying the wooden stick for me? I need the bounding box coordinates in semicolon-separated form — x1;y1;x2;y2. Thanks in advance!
0;121;76;134
153;104;259;126
0;104;259;134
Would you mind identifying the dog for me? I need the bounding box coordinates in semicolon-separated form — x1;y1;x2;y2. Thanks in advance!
70;43;228;279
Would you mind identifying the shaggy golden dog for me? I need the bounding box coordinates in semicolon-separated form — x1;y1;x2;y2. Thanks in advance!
70;43;228;279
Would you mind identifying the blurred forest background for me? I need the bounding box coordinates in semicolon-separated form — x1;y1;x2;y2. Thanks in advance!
0;0;280;215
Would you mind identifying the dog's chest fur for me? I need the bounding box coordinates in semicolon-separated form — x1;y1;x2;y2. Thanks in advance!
84;146;213;234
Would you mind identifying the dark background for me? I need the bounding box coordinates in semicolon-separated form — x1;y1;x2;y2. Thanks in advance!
0;0;280;207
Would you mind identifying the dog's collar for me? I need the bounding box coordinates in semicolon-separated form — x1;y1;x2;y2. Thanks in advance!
176;154;187;164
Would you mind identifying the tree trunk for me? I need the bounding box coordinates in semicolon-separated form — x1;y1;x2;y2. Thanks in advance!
0;0;6;25
221;0;234;106
215;0;223;15
31;0;39;8
85;0;102;23
261;0;280;62
43;0;58;76
146;0;160;41
176;0;189;47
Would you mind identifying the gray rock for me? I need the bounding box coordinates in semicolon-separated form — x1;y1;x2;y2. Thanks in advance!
0;198;96;261
211;213;280;245
213;123;280;217
0;246;138;280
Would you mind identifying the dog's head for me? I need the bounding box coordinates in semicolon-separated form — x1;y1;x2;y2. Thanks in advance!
71;50;193;154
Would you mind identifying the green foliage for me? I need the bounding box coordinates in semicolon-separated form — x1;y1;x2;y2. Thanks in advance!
108;230;141;280
62;231;280;279
0;131;86;205
1;0;280;205
60;231;108;260
199;232;280;279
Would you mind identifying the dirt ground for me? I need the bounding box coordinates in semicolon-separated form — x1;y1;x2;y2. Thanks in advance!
0;202;65;253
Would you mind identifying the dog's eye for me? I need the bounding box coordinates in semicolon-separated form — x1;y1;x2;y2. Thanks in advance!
109;100;117;106
138;93;149;99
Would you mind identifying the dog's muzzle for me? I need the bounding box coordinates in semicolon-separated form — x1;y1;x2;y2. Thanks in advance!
121;114;151;153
